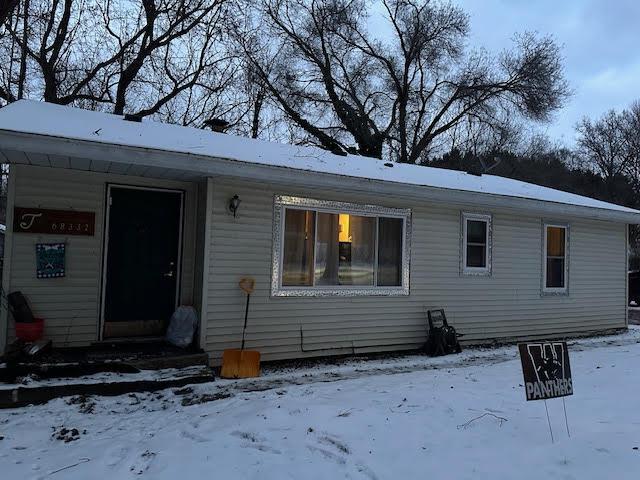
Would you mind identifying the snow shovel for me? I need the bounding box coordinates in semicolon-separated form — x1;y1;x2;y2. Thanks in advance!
220;277;261;379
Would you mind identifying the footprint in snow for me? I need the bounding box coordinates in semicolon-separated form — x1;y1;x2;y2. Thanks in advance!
129;450;156;475
306;432;352;464
318;435;351;455
356;463;379;480
230;430;263;443
245;443;282;454
230;430;281;454
307;445;347;465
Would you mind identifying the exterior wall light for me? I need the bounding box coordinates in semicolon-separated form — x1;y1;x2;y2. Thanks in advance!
228;194;241;217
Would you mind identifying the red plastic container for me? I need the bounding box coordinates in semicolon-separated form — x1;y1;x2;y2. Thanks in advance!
15;318;44;342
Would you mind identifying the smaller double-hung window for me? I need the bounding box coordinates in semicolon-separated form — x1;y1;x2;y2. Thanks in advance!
543;223;569;294
461;212;492;275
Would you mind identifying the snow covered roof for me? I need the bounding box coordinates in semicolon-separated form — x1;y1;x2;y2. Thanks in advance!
0;100;639;221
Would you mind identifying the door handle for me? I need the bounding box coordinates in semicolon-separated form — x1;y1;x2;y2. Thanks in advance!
164;261;176;278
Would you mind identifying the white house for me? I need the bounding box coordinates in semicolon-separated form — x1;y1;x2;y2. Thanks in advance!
0;100;638;365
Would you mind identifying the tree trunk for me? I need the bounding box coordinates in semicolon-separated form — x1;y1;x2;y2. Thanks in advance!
251;90;264;139
17;0;29;99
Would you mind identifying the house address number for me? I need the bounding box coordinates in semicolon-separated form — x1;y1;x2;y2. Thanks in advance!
13;207;96;236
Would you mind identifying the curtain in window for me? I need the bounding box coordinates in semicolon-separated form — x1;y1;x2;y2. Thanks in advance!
546;226;566;288
282;209;315;286
315;213;375;286
547;227;565;256
315;213;340;285
340;215;375;285
377;217;403;286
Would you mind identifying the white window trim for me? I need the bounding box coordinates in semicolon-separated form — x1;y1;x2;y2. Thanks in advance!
542;222;570;295
461;212;492;276
271;195;412;297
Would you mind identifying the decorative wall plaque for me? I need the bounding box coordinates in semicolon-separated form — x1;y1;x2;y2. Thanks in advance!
14;207;95;236
36;243;66;278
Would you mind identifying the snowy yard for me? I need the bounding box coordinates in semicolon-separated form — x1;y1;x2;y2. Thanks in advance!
2;329;640;479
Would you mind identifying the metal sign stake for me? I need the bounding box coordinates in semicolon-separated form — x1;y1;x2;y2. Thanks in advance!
562;397;571;438
544;399;554;444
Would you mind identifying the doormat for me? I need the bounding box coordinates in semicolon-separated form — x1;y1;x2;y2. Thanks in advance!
36;243;66;278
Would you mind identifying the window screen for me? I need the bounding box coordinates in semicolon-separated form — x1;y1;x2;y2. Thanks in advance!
282;209;315;286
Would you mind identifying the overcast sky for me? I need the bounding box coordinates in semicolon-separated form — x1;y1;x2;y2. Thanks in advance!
455;0;640;145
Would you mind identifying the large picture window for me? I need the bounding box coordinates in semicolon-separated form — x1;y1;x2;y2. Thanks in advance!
461;212;492;276
543;223;569;294
272;196;411;296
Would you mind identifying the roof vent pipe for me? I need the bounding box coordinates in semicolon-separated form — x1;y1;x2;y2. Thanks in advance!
204;118;229;133
123;113;143;123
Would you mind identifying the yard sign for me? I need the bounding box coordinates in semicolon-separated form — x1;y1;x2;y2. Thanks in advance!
518;342;573;401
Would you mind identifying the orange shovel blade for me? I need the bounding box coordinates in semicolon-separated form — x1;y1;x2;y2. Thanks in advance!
220;349;261;379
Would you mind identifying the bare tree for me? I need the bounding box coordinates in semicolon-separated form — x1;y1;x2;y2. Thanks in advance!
3;0;130;105
1;0;239;124
237;0;390;155
576;109;634;194
625;104;640;270
106;0;230;118
0;1;18;102
621;101;640;192
239;0;569;161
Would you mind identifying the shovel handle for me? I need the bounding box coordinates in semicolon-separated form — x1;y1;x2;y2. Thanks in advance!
241;292;250;351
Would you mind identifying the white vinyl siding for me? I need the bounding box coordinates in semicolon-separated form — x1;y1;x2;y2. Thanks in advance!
3;164;198;346
1;167;627;361
203;178;627;365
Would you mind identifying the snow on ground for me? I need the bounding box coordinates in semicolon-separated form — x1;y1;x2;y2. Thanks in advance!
1;329;640;479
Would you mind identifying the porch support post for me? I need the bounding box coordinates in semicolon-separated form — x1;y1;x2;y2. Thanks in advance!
0;164;16;351
625;224;630;327
198;177;214;358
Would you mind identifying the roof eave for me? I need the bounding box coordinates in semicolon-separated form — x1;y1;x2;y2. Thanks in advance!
2;129;639;224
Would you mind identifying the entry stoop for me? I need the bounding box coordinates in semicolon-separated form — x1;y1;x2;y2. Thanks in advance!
0;341;213;408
